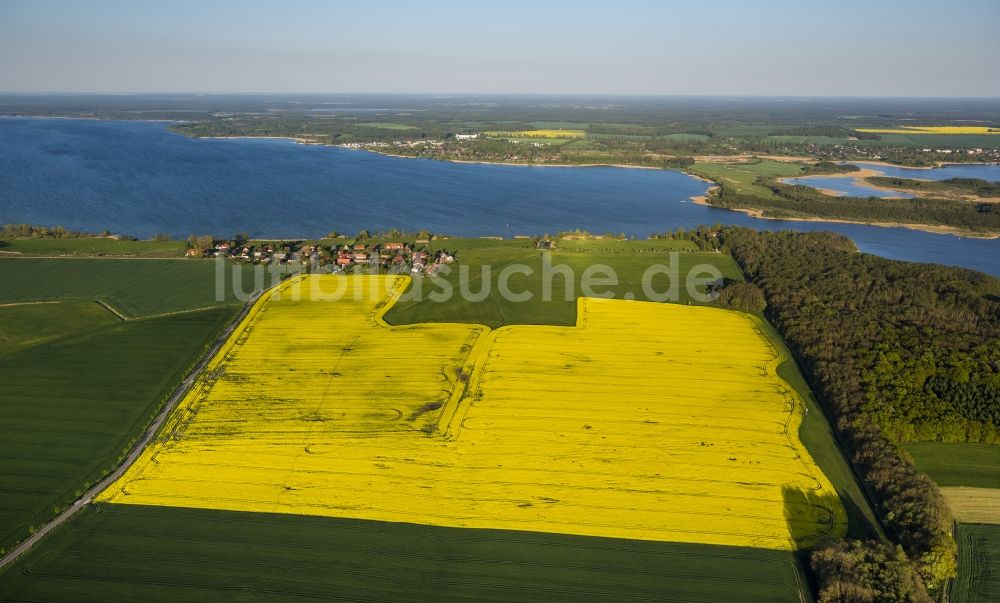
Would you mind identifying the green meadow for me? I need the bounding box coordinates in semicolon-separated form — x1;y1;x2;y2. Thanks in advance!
0;504;807;602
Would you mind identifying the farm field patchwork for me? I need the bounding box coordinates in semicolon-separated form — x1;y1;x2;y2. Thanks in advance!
904;442;1000;600
0;306;237;552
0;258;273;318
100;274;845;550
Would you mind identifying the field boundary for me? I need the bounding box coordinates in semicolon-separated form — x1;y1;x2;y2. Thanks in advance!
0;284;270;571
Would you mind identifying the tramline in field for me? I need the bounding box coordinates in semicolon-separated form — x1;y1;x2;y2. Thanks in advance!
99;274;845;550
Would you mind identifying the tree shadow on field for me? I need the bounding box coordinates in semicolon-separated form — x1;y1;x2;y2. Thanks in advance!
783;485;844;595
782;485;841;549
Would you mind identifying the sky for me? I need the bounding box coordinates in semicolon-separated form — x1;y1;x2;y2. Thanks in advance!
1;0;998;97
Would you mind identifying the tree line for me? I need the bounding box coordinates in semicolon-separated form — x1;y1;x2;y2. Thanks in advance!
1;223;112;239
713;228;1000;597
867;176;1000;198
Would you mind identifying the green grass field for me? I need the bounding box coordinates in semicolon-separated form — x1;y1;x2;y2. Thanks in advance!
555;238;697;253
952;524;1000;603
384;240;742;328
0;258;254;553
689;160;808;199
905;443;1000;488
0;306;237;552
0;258;267;318
0;238;187;257
0;302;118;357
755;319;884;541
0;504;806;602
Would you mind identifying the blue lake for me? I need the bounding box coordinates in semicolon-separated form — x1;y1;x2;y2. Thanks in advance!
785;161;1000;198
1;117;998;276
852;162;1000;181
783;176;915;198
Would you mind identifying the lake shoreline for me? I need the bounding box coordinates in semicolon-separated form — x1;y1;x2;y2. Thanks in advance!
688;195;999;240
779;168;916;199
853;159;1000;170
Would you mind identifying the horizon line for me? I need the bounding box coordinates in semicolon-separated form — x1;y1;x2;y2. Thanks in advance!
2;91;1000;101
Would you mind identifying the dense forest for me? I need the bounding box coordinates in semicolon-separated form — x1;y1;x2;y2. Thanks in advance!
713;228;1000;596
721;227;1000;443
810;539;929;602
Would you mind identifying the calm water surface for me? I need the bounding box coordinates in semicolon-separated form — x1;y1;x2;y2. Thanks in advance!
785;161;1000;198
1;118;998;276
784;175;915;198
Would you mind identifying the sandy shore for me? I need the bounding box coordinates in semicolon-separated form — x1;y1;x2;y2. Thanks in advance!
689;184;720;206
777;168;921;198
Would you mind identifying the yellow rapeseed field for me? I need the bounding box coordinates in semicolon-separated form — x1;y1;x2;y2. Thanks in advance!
99;274;845;550
856;126;1000;135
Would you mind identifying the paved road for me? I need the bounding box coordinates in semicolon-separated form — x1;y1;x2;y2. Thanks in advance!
0;289;264;571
